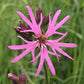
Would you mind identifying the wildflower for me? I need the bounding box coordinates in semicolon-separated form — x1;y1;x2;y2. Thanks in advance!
8;6;77;76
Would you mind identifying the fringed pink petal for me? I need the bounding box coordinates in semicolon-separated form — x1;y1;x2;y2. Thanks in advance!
54;31;65;35
47;41;61;61
21;29;42;36
48;51;55;55
30;42;39;63
56;32;68;42
26;6;37;25
21;29;41;35
46;32;67;48
45;13;69;37
52;10;61;25
10;41;38;63
35;53;44;76
45;13;52;37
11;49;29;63
39;13;43;26
26;6;42;35
31;42;39;64
17;6;42;35
55;15;70;30
51;48;61;61
55;47;73;60
31;49;35;64
45;21;57;37
44;46;56;75
8;44;27;50
18;36;37;44
30;52;40;63
45;55;55;75
17;36;29;43
20;30;33;33
47;40;76;60
58;43;77;48
17;11;33;28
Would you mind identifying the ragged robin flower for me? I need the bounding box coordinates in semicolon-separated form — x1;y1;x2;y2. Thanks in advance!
8;5;77;76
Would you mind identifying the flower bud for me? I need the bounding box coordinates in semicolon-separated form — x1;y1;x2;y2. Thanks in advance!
36;6;42;23
8;73;19;84
43;16;49;25
14;21;33;41
8;72;27;84
19;72;27;84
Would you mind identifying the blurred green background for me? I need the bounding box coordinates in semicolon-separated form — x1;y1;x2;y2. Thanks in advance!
0;0;84;84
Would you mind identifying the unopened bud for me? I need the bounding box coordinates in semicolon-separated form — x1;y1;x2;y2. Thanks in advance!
14;21;33;41
43;16;49;25
19;21;30;30
8;73;19;84
8;72;27;84
19;72;27;84
14;21;30;33
36;6;42;23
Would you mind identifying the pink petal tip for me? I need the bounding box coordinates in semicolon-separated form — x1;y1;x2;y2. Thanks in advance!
11;60;15;63
35;74;38;77
58;9;61;13
26;5;30;9
8;46;12;49
17;11;20;14
8;73;12;77
74;44;77;47
67;15;70;19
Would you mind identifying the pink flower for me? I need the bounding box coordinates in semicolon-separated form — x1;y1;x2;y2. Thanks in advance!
8;6;77;76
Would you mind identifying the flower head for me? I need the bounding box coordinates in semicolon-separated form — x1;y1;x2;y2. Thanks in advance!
8;5;77;76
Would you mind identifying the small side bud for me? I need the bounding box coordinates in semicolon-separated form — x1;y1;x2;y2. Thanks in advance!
36;6;42;23
14;21;30;34
43;16;49;25
19;72;27;84
14;21;33;41
19;21;31;30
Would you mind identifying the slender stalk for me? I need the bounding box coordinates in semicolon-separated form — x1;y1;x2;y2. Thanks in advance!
43;61;48;84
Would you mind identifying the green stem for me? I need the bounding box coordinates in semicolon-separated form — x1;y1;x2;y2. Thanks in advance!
43;61;48;84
